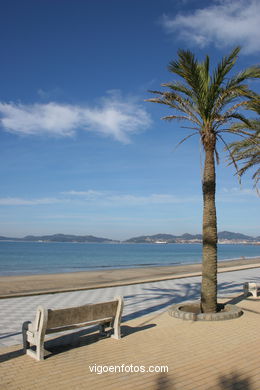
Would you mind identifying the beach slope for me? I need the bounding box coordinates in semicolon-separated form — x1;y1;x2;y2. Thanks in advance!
0;257;260;298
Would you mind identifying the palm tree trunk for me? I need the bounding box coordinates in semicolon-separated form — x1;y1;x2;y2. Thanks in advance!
201;148;218;313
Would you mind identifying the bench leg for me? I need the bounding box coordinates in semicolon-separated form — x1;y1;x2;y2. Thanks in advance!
99;322;112;337
22;321;31;353
99;324;107;337
243;283;260;299
111;328;121;339
22;322;45;361
26;337;45;361
111;320;121;340
246;289;259;298
243;286;248;298
36;338;45;361
111;296;123;339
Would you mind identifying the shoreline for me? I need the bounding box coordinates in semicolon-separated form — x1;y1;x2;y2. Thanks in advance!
0;257;260;298
1;255;260;278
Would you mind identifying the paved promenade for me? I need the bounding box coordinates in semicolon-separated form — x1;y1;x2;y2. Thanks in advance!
0;267;259;347
0;267;260;389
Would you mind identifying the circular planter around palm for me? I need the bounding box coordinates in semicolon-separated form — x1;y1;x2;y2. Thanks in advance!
168;301;243;321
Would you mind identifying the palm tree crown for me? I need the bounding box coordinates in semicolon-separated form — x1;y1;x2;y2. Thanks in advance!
147;47;259;153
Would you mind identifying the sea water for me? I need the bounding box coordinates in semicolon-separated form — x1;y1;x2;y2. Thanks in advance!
0;241;259;276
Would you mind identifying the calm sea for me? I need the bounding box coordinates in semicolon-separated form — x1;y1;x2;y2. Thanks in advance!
0;241;259;276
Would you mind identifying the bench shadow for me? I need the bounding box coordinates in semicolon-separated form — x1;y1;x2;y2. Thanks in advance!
0;331;22;340
225;293;245;305
226;294;260;315
41;323;157;359
0;323;156;362
0;347;24;363
121;323;156;336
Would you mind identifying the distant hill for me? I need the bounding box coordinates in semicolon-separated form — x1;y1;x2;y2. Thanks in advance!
0;234;117;243
125;233;197;243
124;234;179;243
0;236;19;241
217;231;254;241
125;231;258;243
180;233;202;240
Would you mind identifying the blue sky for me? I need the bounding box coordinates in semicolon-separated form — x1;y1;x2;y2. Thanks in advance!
0;0;259;240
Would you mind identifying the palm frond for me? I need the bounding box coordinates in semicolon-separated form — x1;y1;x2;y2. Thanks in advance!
173;132;198;151
168;50;207;116
211;46;240;86
227;66;260;89
161;82;193;99
215;148;220;165
147;88;201;126
226;121;260;190
163;115;192;121
212;86;255;117
246;98;260;114
208;47;241;108
218;133;240;177
214;112;252;130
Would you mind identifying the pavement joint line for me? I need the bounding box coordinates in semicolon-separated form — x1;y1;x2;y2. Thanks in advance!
1;263;260;299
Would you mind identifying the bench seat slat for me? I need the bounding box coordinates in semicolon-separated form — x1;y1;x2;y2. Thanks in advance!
46;317;113;334
47;301;118;328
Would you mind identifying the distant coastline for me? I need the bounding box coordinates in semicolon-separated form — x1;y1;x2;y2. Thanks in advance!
0;231;259;245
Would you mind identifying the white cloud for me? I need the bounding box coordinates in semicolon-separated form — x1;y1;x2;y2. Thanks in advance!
0;103;79;137
221;187;257;196
0;197;62;206
62;190;104;199
162;0;260;53
216;186;258;202
0;92;151;143
64;187;259;206
1;187;256;207
0;191;199;207
62;189;199;205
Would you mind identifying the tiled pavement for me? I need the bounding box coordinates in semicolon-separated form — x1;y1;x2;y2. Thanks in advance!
0;267;259;347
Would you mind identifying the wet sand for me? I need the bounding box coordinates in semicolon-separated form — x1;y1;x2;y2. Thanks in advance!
0;257;260;298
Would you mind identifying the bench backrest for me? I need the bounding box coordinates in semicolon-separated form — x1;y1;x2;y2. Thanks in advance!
47;300;119;329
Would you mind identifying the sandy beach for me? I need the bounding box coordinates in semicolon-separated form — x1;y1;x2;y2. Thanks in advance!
1;257;260;298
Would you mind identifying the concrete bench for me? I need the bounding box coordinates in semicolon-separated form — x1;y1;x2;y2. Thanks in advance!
243;282;260;298
22;296;123;361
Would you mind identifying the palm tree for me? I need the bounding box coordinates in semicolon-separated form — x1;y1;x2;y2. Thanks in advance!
227;100;260;190
146;47;259;313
